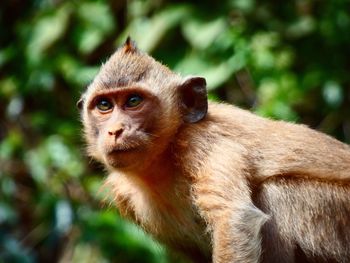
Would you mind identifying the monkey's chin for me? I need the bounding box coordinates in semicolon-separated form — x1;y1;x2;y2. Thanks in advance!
104;149;145;170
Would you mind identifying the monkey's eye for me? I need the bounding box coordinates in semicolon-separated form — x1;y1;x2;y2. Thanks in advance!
96;98;113;112
125;94;143;108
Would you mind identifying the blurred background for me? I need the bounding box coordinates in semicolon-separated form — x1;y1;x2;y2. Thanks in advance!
1;0;349;262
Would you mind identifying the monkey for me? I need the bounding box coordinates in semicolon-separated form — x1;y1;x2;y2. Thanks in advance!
256;177;350;263
78;38;350;263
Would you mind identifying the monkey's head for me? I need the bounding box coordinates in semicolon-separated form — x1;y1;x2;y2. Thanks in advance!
78;38;208;171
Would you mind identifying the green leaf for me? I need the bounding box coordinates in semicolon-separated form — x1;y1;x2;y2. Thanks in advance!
26;4;71;64
58;55;99;86
119;5;189;53
0;131;23;160
76;2;115;54
323;81;343;108
182;17;227;50
286;16;316;38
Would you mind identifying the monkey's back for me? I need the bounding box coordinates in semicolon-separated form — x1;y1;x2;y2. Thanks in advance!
255;177;350;263
206;102;350;182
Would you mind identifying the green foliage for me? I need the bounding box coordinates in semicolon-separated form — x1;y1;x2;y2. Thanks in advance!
1;0;349;262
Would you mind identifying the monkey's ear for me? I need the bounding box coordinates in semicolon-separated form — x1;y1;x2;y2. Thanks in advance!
179;77;208;123
76;98;84;110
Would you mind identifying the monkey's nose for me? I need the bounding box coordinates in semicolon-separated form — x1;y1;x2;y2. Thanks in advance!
108;128;124;138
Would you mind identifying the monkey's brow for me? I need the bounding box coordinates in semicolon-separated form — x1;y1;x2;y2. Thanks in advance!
87;86;154;107
94;86;145;95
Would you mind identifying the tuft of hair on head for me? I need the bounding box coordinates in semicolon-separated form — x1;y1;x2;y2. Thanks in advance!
123;36;138;54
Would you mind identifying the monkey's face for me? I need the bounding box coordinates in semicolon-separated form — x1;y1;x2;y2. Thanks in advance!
83;86;168;170
79;39;208;171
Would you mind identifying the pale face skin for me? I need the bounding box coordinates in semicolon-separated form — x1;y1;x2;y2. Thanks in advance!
84;86;163;170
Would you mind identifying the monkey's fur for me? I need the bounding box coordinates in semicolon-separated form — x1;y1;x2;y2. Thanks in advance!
79;38;350;263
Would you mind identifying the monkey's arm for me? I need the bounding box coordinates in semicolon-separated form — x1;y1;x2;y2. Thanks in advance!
192;141;268;263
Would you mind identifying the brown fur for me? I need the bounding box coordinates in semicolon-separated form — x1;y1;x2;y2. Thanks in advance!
256;177;350;263
80;39;350;263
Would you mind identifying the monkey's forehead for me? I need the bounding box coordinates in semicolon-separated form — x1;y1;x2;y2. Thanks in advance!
86;50;182;93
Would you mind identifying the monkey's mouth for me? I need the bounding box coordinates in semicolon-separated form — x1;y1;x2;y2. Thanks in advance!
108;147;137;155
106;144;143;156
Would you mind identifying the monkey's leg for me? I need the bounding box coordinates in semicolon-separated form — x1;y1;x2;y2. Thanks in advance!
212;202;268;263
193;160;268;263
